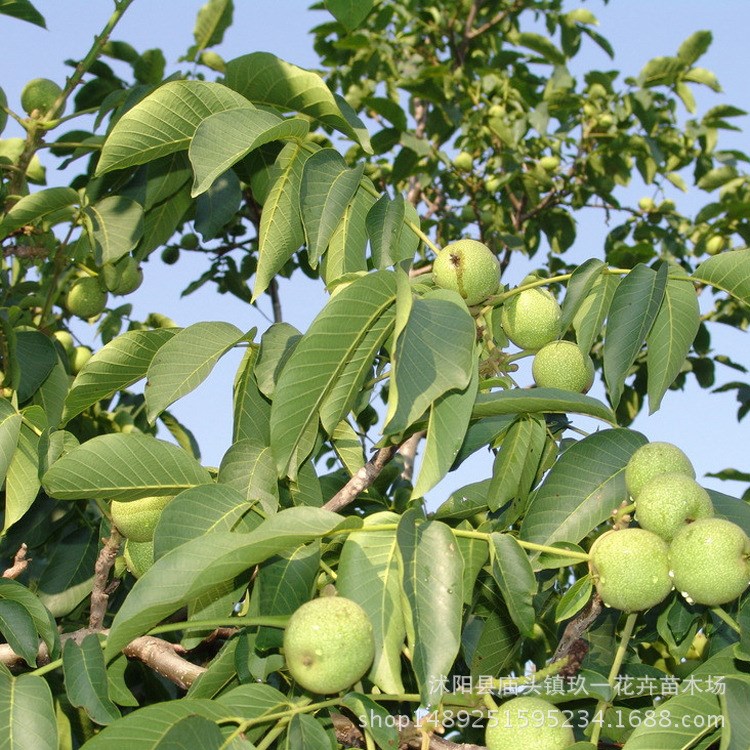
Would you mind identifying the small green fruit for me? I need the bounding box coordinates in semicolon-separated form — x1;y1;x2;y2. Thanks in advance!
161;246;180;265
485;696;574;750
635;473;713;541
453;151;474;172
103;256;143;295
66;277;108;319
52;330;75;354
70;346;93;374
538;155;560;172
180;233;200;250
669;518;750;606
284;596;375;694
500;285;561;350
532;340;594;392
21;77;64;117
589;528;672;612
433;239;500;306
123;539;154;578
705;235;726;256
638;197;655;212
110;495;173;542
625;442;695;499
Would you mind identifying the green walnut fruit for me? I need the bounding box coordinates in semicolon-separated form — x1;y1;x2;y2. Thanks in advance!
65;277;108;319
110;495;173;542
485;696;574;750
500;284;561;350
538;155;560;172
625;442;695;499
284;596;375;694
180;233;199;250
532;340;594;393
103;256;143;295
70;346;93;374
705;235;726;256
589;528;673;612
638;197;655;212
161;246;180;265
669;518;750;606
21;77;64;117
52;330;75;355
635;473;713;541
123;539;154;578
433;239;500;306
453;151;474;172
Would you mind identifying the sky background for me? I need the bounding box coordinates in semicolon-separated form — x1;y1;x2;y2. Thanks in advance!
1;1;749;504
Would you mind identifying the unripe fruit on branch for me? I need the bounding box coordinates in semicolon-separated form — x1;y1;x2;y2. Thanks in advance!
124;539;154;578
432;239;500;306
635;473;713;541
110;495;174;542
65;277;108;319
625;442;695;500
21;77;64;117
669;518;750;606
500;285;561;350
485;696;575;750
589;528;672;612
532;340;594;392
283;596;375;694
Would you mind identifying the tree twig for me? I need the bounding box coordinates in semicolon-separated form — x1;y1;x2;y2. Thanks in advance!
123;636;205;690
399;430;425;483
89;530;122;630
552;592;603;668
2;544;29;579
323;445;398;512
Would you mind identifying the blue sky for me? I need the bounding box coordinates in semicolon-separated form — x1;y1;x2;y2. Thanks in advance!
1;1;749;503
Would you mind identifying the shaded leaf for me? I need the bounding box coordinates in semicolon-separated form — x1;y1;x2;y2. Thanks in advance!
0;672;57;750
83;196;144;265
489;533;536;636
0;187;78;238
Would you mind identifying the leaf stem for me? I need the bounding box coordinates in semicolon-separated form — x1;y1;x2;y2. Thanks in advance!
452;528;590;562
148;615;289;637
711;606;741;634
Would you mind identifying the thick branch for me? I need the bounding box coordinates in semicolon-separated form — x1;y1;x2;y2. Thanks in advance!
552;593;603;667
123;636;205;690
2;544;29;579
399;431;425;483
323;445;398;513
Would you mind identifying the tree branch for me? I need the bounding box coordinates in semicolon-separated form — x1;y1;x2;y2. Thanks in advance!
323;445;399;513
2;544;29;579
123;636;205;690
89;530;121;630
552;593;603;668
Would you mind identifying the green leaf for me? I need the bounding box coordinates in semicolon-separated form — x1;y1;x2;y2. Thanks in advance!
224;52;372;151
0;187;78;238
218;439;279;515
194;170;241;240
285;713;331;750
331;420;365;475
340;693;399;750
573;272;620;353
105;508;357;658
0;0;46;28
487;415;546;513
83;196;144;265
338;512;406;694
192;0;233;52
0;579;58;658
255;322;302;398
693;249;750;306
515;32;566;65
153;714;224;749
0;403;22;490
412;359;478;499
153;483;260;559
489;533;536;636
366;194;420;270
63;328;178;422
397;511;463;707
470;609;520;680
271;271;396;476
96;81;250;175
62;634;120;725
4;418;41;533
724;677;750;750
677;30;712;65
15;330;56;402
325;0;374;31
0;600;39;666
300;148;364;266
189;108;308;196
255;542;319;650
78;700;232;749
31;355;68;430
471;388;616;425
709;490;750;537
232;346;271;444
555;575;593;622
42;433;212;501
144;322;246;422
253;142;310;300
559;258;606;334
520;429;647;553
385;290;475;436
603;263;668;409
0;672;57;750
646;276;700;413
215;683;289;741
